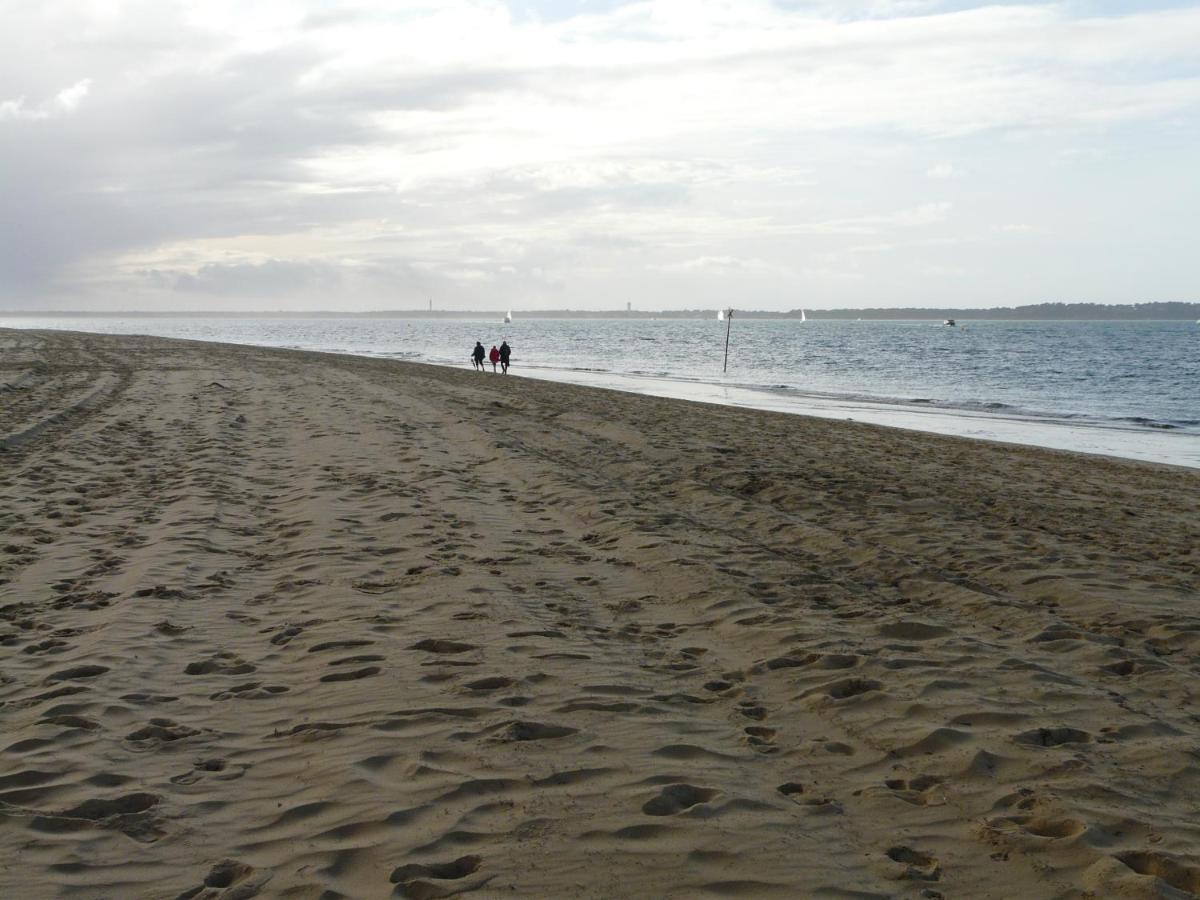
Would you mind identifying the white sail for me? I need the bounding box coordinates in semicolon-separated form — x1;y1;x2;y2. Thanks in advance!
717;309;724;321
800;309;806;322
504;310;512;323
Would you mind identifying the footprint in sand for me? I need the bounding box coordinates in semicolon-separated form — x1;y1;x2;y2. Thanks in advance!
495;721;578;742
1112;851;1200;895
744;726;778;754
121;692;178;705
811;677;883;701
410;638;476;654
1098;658;1167;677
464;676;516;692
51;590;117;611
170;758;245;785
881;775;945;806
328;654;385;666
766;652;859;671
183;653;255;676
40;793;163;843
22;638;70;655
389;855;485;896
269;624;304;646
736;698;767;720
886;845;942;882
177;858;268;898
1012;726;1092;747
123;719;202;751
878;621;952;641
57;793;159;819
1002;815;1088;840
308;639;374;653
38;715;100;731
209;683;289;701
45;664;108;683
320;666;380;683
642;784;719;816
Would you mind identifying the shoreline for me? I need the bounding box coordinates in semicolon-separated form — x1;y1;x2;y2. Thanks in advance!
512;363;1200;471
4;321;1196;469
3;329;1199;898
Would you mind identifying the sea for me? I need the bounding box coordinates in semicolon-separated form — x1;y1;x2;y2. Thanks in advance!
3;316;1198;469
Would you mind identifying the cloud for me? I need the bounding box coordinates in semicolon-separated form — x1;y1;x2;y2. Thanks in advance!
2;1;1199;309
654;255;789;275
774;202;954;237
0;79;92;121
926;162;964;179
55;79;92;111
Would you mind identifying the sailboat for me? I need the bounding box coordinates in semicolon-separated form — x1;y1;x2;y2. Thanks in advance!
503;310;512;324
717;309;724;321
800;309;806;322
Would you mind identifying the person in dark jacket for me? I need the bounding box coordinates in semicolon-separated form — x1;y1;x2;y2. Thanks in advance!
498;341;511;374
471;341;485;371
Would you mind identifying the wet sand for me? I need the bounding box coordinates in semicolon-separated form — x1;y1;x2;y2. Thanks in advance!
2;328;1199;899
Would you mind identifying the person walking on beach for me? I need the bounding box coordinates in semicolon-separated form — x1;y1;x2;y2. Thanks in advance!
471;341;485;371
499;341;511;375
488;345;500;373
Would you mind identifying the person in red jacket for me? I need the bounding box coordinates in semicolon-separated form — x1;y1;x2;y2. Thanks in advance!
488;345;500;372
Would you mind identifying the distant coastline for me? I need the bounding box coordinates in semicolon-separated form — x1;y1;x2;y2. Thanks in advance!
2;301;1197;320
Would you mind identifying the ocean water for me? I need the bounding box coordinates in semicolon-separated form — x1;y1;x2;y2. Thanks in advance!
4;316;1198;467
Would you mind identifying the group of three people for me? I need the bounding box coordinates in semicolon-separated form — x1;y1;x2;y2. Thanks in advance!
472;340;511;374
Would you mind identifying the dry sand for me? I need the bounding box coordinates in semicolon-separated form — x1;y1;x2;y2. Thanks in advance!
2;328;1199;899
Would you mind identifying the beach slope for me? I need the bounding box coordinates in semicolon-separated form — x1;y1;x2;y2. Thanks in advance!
2;329;1198;898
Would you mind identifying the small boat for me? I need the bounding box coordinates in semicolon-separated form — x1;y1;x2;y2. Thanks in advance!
800;309;807;322
717;309;724;321
943;318;956;327
503;310;512;324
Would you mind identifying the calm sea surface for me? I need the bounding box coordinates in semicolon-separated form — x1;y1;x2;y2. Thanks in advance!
4;316;1198;463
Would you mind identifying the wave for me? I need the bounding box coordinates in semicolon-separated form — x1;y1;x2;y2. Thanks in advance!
1117;417;1181;430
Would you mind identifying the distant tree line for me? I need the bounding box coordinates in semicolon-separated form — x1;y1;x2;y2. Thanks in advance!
7;301;1198;320
796;302;1200;321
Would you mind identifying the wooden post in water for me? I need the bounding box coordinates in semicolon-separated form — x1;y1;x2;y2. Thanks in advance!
723;308;734;373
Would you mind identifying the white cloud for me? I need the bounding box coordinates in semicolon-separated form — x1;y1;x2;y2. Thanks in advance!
0;79;92;121
55;79;93;111
926;162;964;179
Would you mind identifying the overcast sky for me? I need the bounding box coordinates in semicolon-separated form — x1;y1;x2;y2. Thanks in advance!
2;0;1198;311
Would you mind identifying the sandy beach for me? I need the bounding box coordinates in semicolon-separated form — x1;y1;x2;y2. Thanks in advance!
2;327;1199;899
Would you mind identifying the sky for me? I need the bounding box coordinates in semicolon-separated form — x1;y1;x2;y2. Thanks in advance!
2;0;1199;312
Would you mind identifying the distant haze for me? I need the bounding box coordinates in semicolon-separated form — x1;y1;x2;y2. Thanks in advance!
3;1;1199;312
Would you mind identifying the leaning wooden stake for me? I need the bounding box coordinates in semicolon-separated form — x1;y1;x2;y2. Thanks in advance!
723;308;734;373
